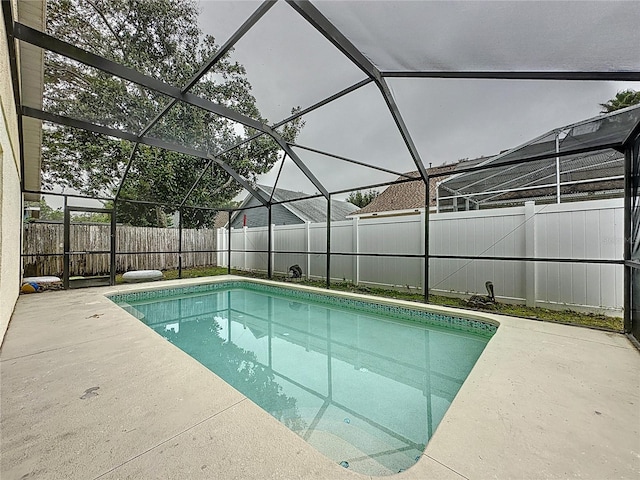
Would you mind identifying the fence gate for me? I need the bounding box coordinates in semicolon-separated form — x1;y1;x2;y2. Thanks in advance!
63;206;115;289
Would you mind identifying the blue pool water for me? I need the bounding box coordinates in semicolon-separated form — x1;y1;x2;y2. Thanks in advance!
110;282;494;476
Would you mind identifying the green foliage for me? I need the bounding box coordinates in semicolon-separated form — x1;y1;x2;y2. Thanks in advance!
26;199;65;221
107;200;172;227
600;89;640;113
346;189;379;208
43;0;303;228
71;211;111;223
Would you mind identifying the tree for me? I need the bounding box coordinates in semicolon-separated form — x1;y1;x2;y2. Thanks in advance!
70;211;111;223
347;189;379;208
600;89;640;113
43;0;303;227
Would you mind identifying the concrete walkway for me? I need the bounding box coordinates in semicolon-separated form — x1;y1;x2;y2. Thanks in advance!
1;277;639;479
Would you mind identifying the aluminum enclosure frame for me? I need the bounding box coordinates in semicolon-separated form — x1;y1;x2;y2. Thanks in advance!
4;0;640;337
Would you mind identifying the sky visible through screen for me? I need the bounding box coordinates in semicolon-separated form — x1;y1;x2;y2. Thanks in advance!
43;0;640;208
197;0;639;199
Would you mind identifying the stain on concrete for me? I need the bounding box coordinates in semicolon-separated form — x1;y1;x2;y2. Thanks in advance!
80;386;100;399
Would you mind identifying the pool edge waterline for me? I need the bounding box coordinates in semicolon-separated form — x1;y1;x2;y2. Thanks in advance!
105;276;501;335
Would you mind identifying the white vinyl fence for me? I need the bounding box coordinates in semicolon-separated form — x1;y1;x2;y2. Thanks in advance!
218;198;623;313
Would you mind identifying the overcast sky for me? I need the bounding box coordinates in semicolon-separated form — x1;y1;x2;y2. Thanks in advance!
196;0;639;200
49;0;639;210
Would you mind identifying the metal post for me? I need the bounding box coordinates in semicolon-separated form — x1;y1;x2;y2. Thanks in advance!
268;206;273;279
178;208;183;279
110;200;117;285
424;180;430;302
624;146;633;333
227;211;232;274
63;196;70;290
555;133;561;204
326;195;331;289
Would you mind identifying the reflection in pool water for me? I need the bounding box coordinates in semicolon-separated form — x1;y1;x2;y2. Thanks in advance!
117;287;490;476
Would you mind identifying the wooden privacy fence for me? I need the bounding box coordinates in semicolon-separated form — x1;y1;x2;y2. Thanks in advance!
23;223;217;276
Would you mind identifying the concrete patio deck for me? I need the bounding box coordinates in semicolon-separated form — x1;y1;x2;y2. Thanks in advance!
1;276;639;479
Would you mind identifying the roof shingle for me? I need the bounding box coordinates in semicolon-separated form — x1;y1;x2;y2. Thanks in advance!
353;164;457;215
260;185;358;222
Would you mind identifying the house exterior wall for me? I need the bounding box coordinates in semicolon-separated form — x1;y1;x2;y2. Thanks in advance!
1;0;22;343
230;198;303;228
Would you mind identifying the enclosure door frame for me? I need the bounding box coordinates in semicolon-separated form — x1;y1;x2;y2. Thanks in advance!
63;206;116;289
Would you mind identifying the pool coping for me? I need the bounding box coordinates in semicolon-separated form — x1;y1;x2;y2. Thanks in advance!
105;275;502;325
107;277;498;339
2;275;639;479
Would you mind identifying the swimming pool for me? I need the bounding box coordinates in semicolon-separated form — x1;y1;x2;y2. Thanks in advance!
110;280;495;476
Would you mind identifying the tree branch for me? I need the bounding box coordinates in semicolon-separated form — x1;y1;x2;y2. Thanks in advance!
86;0;127;62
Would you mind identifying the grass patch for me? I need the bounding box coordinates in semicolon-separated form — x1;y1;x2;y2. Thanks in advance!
117;266;623;332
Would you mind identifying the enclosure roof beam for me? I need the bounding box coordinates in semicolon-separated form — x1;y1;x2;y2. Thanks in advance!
197;78;373;166
136;0;276;140
22;107;272;211
24;106;215;164
269;153;287;203
272;78;373;129
178;159;216;209
118;1;275;203
286;0;429;184
23;189;114;203
114;143;139;200
14;20;333;204
380;71;640;81
270;130;330;198
116;197;225;212
290;143;414;178
185;1;276;93
21;110;317;210
14;22;270;134
286;1;380;82
329;176;424;197
377;77;429;181
208;156;270;207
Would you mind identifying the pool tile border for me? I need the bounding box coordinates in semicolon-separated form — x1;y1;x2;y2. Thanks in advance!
108;281;496;338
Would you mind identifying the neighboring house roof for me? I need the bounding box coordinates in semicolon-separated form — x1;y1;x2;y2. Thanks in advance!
213;211;229;229
217;185;358;227
257;185;358;223
353;145;624;217
351;163;459;216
